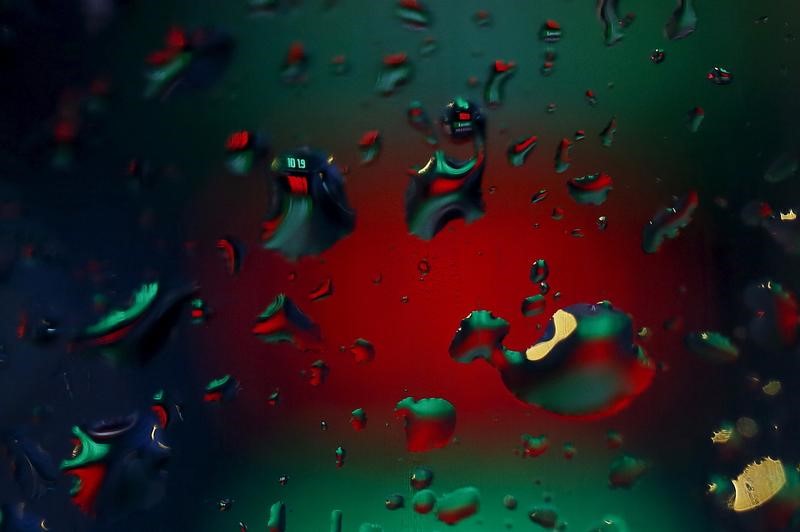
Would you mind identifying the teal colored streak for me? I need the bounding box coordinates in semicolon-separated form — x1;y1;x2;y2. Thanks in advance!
60;426;110;470
84;282;159;336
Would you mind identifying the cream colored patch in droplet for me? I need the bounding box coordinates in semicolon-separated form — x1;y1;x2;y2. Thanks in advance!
525;309;578;361
711;427;733;444
730;457;786;512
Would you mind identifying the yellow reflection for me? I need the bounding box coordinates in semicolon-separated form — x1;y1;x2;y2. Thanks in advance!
525;309;577;361
711;428;732;444
730;457;786;512
762;380;782;396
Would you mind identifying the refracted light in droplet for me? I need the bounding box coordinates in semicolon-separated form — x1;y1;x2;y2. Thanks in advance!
730;458;786;512
394;397;456;452
484;60;517;108
262;147;356;259
597;0;624;45
642;191;698;253
528;505;559;528
308;278;334;301
307;360;329;386
554;138;572;173
507;135;537;167
410;466;434;490
664;0;697;40
567;172;613;205
684;331;739;363
711;425;733;444
350;408;367;431
449;302;655;417
609;454;648;489
385;493;404;510
707;66;733;85
762;380;782;396
358;130;381;165
252;294;321;349
412;489;437;514
503;494;517;509
396;0;431;30
407;101;437;145
687;106;704;132
600;117;617;147
531;189;549;204
530;259;549;283
522;295;547;317
539;19;562;43
376;53;413;96
349;338;376;364
650;48;666;64
563;442;577;459
436;486;480;525
520;434;549;457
